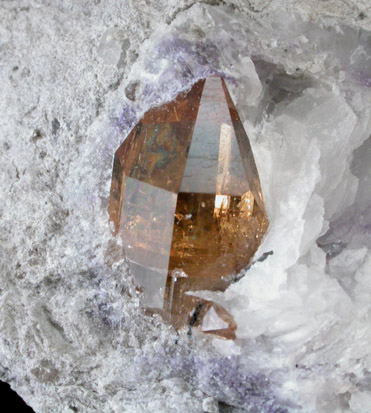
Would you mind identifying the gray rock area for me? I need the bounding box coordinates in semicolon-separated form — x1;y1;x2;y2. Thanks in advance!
0;1;370;412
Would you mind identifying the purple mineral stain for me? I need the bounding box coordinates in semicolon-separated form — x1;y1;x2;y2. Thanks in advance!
347;59;371;88
358;70;371;88
138;347;295;412
116;36;238;134
116;104;138;133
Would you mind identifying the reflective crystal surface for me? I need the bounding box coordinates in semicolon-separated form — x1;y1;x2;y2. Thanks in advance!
109;76;268;338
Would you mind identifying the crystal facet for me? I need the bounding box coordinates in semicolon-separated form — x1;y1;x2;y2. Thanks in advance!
109;77;268;338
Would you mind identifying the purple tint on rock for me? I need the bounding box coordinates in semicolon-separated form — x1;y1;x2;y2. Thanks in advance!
141;82;166;106
348;65;371;88
359;72;371;88
353;68;371;88
138;350;294;412
157;37;220;68
87;192;99;204
155;36;238;85
116;36;241;135
116;104;138;132
191;356;292;412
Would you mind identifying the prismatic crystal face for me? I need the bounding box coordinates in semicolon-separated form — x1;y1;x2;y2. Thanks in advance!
109;77;268;339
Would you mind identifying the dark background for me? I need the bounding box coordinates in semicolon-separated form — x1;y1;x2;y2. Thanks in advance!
0;381;34;412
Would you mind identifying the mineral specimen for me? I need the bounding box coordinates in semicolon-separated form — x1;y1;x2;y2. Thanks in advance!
109;76;268;337
2;0;371;411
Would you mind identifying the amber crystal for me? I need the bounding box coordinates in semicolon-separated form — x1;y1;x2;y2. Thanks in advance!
109;76;268;338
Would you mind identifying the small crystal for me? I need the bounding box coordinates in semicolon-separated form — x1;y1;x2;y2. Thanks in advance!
109;76;268;338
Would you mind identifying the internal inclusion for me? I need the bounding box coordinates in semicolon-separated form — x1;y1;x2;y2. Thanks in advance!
108;76;268;339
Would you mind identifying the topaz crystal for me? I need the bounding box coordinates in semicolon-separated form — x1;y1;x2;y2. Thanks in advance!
109;77;268;338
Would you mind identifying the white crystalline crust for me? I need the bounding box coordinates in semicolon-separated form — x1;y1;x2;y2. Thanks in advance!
0;1;370;412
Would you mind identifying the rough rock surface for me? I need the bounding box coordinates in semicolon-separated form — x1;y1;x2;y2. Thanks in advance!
0;1;370;412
